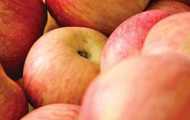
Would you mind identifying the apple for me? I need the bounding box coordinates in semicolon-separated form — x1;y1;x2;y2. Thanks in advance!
0;0;47;79
143;12;190;56
46;0;150;35
44;12;59;33
21;104;79;120
101;10;170;72
101;1;190;72
42;0;59;32
79;52;190;120
155;0;190;5
23;27;106;107
148;0;190;13
184;0;190;4
16;78;23;86
28;104;34;112
176;0;189;4
0;65;28;120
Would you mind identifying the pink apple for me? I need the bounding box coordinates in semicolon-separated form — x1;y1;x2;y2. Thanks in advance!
0;0;47;79
23;27;106;107
0;65;28;120
80;52;190;120
101;10;170;72
143;12;190;56
46;0;150;35
21;104;79;120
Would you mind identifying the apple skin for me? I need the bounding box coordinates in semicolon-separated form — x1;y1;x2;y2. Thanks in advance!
0;65;28;120
0;0;47;79
151;0;190;5
44;12;59;33
21;104;79;120
143;12;190;56
46;0;150;35
148;0;190;13
23;27;106;107
42;0;59;32
101;10;170;72
79;52;190;120
101;1;190;72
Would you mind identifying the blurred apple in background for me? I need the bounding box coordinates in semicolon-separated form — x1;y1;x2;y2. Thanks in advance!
80;52;190;120
150;0;189;4
44;12;59;33
157;0;190;5
0;65;28;120
101;10;170;72
21;104;79;120
42;0;59;32
23;27;106;107
148;0;190;13
0;0;47;79
46;0;150;35
143;12;190;56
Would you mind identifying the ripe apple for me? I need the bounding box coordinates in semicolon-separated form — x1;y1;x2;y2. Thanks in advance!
0;65;28;120
0;0;47;79
101;10;170;72
23;27;106;107
21;104;79;120
80;52;190;120
46;0;150;35
148;0;190;13
143;12;190;56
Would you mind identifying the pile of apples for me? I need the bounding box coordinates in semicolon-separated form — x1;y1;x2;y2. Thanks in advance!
1;0;190;119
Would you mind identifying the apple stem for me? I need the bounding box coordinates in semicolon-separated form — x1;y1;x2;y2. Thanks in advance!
77;50;89;59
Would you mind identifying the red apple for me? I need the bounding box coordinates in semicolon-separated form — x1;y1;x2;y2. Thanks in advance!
101;10;170;72
148;0;190;13
46;0;150;35
23;27;106;107
21;104;79;120
80;52;190;120
0;65;28;120
0;0;47;79
143;12;190;56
